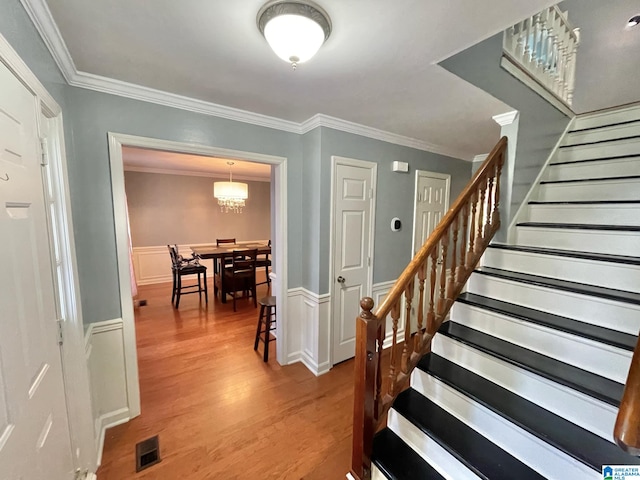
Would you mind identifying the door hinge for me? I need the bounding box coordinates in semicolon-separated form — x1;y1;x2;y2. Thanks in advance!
40;137;48;166
368;256;371;267
57;319;63;346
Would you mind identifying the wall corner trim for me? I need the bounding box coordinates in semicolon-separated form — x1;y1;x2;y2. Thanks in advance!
492;110;519;126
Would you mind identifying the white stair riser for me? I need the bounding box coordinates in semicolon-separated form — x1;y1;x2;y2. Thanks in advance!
515;226;640;258
387;410;481;480
527;204;640;226
371;465;387;480
563;122;640;146
450;303;631;383
410;370;600;480
545;157;640;181
431;334;618;442
467;273;640;335
482;247;640;294
572;108;640;131
557;138;640;163
537;178;640;202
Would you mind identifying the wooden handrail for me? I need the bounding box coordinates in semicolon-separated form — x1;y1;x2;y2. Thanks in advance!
350;136;507;479
615;335;640;456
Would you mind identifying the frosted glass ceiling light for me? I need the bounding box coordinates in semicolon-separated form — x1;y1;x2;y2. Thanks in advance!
258;0;331;70
213;162;248;213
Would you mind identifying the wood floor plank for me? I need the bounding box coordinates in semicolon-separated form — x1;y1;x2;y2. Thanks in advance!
97;281;354;479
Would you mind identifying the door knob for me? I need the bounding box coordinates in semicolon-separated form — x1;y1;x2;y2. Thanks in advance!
337;276;346;284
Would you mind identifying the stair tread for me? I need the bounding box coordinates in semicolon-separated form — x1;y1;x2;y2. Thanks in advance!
372;429;445;480
569;118;640;134
529;200;640;205
475;265;640;306
393;389;545;480
457;292;636;351
418;354;640;470
540;174;640;184
550;153;640;166
517;222;640;232
560;134;640;149
488;242;640;267
439;321;624;406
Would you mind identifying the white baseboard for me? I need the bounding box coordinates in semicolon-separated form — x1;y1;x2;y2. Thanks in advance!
95;408;130;467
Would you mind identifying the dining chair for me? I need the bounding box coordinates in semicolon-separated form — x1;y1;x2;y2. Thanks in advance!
167;245;208;308
222;249;257;312
255;239;272;287
216;238;237;269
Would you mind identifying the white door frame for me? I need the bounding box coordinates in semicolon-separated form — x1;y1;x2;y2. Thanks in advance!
108;133;289;415
0;34;96;474
411;170;451;256
328;155;377;367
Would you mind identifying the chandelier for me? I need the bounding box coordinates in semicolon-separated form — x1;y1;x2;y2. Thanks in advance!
213;162;248;213
257;0;332;70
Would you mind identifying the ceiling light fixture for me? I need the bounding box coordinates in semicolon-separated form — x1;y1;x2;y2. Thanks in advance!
213;162;248;213
628;15;640;28
257;0;332;70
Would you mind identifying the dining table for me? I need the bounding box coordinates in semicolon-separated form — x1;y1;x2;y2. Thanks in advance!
191;242;271;303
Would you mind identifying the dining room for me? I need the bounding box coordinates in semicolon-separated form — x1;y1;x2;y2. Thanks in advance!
123;146;274;301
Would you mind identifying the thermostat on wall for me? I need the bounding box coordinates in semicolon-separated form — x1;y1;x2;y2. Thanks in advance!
392;161;409;173
391;217;402;232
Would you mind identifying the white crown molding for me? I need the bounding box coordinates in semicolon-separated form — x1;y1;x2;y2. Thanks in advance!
19;0;76;83
20;0;469;161
123;165;271;182
301;113;471;160
492;110;519;126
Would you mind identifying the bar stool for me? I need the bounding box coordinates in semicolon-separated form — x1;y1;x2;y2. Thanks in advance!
254;296;276;362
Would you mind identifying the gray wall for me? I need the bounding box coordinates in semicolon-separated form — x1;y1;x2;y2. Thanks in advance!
313;127;471;295
2;0;472;324
440;33;571;226
63;88;302;323
124;172;271;247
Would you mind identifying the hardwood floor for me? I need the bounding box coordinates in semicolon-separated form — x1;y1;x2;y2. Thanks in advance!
97;281;354;479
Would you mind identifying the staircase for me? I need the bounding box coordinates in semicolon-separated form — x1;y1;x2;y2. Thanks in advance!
370;108;640;479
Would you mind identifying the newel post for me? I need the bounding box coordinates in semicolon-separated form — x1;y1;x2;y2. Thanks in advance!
351;297;377;480
615;335;640;456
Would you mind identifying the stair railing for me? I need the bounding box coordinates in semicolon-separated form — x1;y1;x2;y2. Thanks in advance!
350;137;507;479
503;6;580;106
615;335;640;456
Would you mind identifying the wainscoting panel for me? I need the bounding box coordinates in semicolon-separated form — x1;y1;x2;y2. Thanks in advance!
84;319;131;466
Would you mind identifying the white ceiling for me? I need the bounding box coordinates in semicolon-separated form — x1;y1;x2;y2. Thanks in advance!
40;0;563;160
28;0;640;165
122;147;272;181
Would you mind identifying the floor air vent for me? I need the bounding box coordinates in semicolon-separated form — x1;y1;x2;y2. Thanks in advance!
135;435;161;472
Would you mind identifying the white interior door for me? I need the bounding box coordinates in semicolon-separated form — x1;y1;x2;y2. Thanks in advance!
410;171;450;327
0;61;74;479
331;158;376;365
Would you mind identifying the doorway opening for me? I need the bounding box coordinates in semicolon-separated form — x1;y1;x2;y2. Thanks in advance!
107;133;288;419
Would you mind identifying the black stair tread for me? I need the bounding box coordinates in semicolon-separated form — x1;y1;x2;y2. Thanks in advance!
560;134;640;148
569;118;640;134
372;428;445;480
550;153;640;166
418;354;640;470
540;174;640;184
457;292;636;351
439;321;624;406
517;222;640;232
529;199;640;205
393;389;545;480
474;265;640;306
488;242;640;267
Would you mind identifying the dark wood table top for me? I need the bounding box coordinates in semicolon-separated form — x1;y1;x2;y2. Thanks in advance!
191;243;270;259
